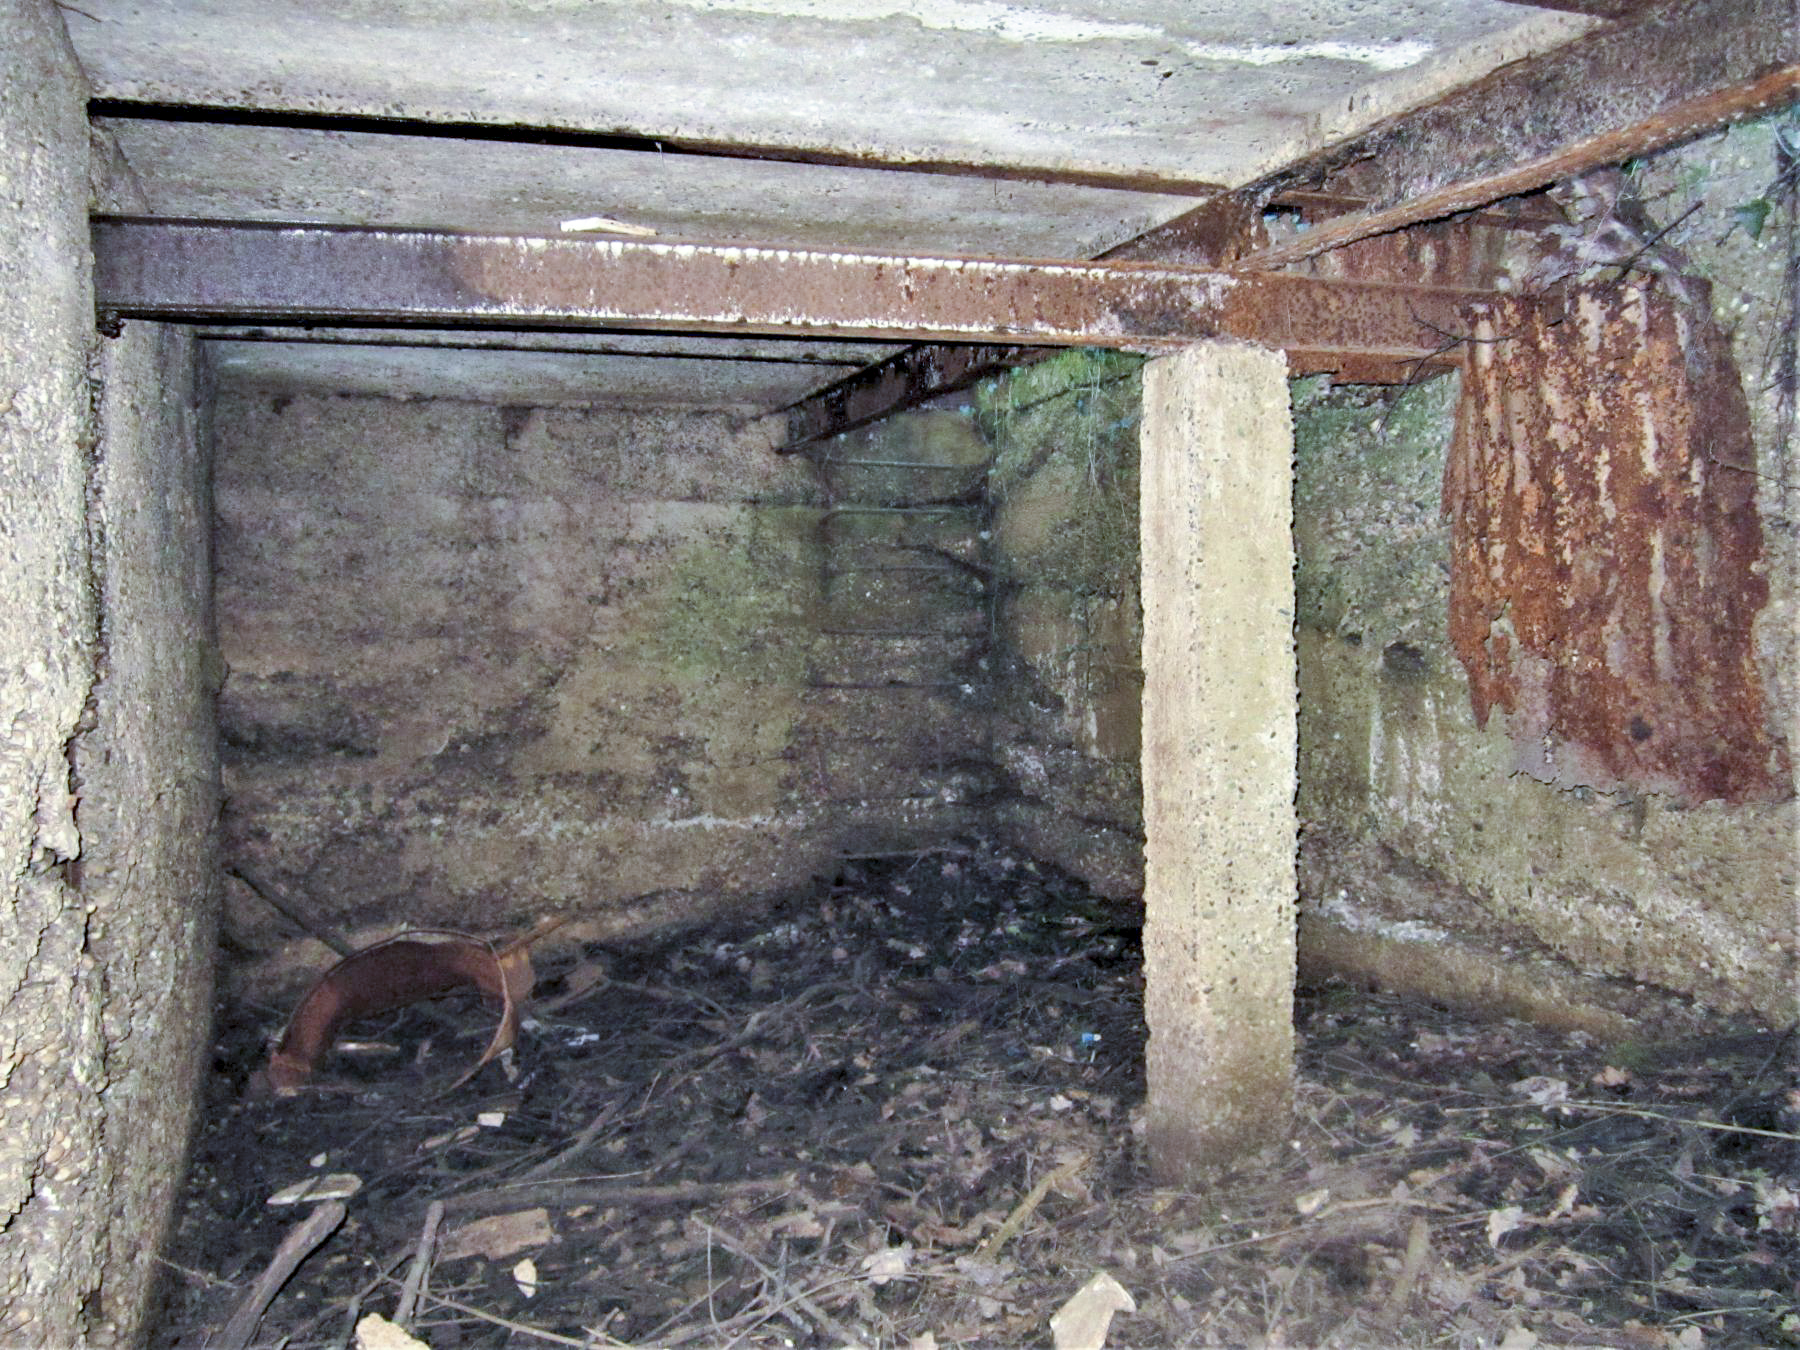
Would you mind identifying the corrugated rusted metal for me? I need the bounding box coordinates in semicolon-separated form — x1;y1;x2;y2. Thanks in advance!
1445;281;1789;804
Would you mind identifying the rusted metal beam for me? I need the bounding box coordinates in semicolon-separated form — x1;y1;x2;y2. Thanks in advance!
784;175;1508;446
1126;0;1797;271
92;217;1494;359
1491;0;1670;18
779;343;1050;452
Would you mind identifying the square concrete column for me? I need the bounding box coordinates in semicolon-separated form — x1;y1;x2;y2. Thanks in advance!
1139;342;1297;1183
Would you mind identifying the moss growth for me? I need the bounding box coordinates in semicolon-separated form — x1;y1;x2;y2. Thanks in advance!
644;507;818;685
979;350;1146;850
1292;375;1458;644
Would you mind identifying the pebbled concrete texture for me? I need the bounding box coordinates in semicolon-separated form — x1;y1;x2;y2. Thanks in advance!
0;1;114;1338
79;316;219;1343
1139;342;1297;1182
0;1;217;1341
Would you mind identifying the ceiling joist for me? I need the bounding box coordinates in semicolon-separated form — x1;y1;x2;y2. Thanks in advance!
92;217;1496;359
88;100;1226;200
1133;0;1798;271
779;345;1047;453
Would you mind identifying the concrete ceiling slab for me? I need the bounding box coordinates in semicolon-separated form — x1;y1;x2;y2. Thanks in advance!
202;329;905;408
71;1;1592;192
95;119;1194;257
71;0;1598;410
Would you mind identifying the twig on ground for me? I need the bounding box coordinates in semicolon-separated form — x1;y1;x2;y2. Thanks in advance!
227;867;355;957
405;1285;596;1347
215;1199;347;1350
392;1199;444;1329
1444;1098;1800;1142
1381;1215;1432;1320
698;1221;870;1348
439;1172;798;1219
520;1100;623;1181
977;1154;1086;1260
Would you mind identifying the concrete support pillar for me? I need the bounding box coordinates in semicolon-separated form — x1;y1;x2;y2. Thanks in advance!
1139;341;1297;1182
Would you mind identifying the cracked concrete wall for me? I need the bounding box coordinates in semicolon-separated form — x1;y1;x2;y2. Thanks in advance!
0;1;218;1342
213;392;839;983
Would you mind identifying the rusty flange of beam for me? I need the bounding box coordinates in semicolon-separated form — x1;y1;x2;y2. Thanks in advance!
779;343;1050;452
1124;0;1798;270
92;217;1496;360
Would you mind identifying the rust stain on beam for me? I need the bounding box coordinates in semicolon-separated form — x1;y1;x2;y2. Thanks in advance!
1129;0;1797;271
92;217;1492;359
1101;191;1269;267
1490;0;1673;18
1445;281;1790;804
779;344;1046;452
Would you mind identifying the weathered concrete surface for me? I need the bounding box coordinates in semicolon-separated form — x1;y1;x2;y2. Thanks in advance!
202;330;898;412
0;3;217;1341
0;4;108;1337
1140;343;1297;1180
79;319;219;1343
984;352;1146;896
1292;112;1798;1028
213;393;836;978
68;1;1590;194
802;410;994;858
96;116;1193;261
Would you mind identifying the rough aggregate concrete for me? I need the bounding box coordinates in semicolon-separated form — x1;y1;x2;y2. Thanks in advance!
1139;342;1297;1181
0;3;113;1338
80;318;220;1342
0;3;218;1341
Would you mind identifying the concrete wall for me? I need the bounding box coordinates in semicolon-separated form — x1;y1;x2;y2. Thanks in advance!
0;1;218;1341
1293;118;1795;1029
981;118;1796;1032
213;392;844;972
805;407;995;858
983;351;1146;895
80;319;220;1343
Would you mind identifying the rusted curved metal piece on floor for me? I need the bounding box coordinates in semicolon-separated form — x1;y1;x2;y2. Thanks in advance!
262;928;535;1094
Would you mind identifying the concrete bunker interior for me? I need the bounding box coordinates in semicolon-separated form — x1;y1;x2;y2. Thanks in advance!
3;0;1797;1344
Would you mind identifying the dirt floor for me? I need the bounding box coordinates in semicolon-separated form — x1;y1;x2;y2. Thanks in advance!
154;847;1798;1349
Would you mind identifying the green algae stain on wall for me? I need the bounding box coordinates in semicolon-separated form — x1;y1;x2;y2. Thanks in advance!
980;350;1147;894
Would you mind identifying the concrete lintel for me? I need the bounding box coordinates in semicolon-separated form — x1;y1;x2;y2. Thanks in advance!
1140;341;1298;1181
92;218;1491;358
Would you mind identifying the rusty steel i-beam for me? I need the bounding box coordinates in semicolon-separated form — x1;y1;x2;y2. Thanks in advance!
92;217;1492;359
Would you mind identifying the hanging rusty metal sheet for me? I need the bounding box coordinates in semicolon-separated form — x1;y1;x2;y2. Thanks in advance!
1445;281;1790;804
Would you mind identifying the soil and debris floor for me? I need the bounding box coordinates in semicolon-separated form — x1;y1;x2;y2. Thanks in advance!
155;848;1799;1349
